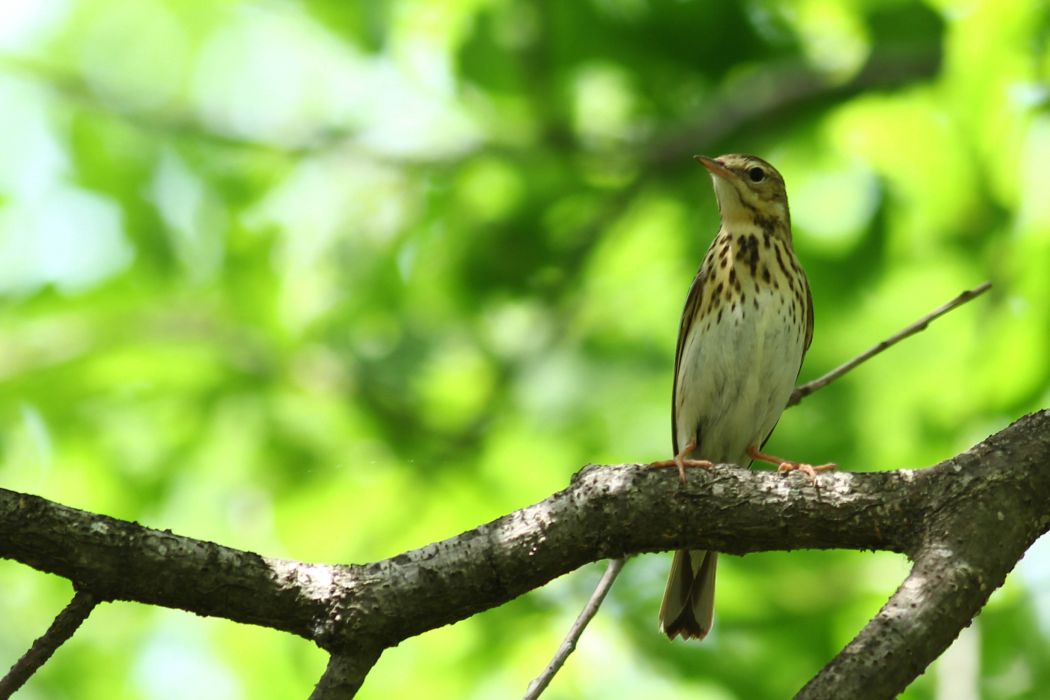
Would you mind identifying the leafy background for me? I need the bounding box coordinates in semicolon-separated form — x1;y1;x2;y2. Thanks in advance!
2;0;1049;698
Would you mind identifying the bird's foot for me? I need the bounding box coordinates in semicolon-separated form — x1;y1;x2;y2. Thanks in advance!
650;439;712;483
746;445;836;485
776;460;837;485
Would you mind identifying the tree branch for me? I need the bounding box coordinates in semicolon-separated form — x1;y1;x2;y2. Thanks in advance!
1;411;1048;697
789;281;992;406
796;413;1050;697
308;650;382;700
0;491;337;642
0;455;903;649
0;590;98;699
645;44;940;166
524;557;628;700
527;281;993;696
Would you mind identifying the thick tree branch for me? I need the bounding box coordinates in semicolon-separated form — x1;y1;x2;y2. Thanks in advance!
797;415;1050;698
0;491;337;642
0;456;908;650
1;411;1048;698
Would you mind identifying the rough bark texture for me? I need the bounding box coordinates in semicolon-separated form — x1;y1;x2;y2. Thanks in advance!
797;410;1050;698
1;410;1048;698
309;651;382;700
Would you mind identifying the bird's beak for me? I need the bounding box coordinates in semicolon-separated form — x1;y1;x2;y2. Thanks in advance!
694;155;734;181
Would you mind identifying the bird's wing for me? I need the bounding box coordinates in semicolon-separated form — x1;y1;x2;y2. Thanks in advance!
803;275;814;354
671;253;711;455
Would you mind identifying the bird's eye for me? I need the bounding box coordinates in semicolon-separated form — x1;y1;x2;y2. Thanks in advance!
748;167;765;183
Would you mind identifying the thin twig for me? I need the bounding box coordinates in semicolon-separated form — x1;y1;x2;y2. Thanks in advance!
523;558;628;700
526;281;993;698
788;281;992;407
0;590;98;699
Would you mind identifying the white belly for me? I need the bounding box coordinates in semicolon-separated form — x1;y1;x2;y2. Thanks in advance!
674;282;805;465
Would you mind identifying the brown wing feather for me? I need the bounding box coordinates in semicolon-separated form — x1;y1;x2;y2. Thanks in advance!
670;254;711;455
803;275;814;354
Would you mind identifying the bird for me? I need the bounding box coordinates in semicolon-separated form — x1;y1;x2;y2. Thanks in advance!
653;154;834;641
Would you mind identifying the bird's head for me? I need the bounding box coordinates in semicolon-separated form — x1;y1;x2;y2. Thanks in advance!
694;154;791;238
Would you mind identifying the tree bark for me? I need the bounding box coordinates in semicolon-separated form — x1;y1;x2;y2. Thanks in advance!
1;410;1048;698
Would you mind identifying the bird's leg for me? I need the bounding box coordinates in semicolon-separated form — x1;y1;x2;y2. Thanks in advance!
745;445;836;484
650;439;714;483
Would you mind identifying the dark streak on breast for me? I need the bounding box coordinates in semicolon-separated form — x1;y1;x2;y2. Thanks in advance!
746;234;759;277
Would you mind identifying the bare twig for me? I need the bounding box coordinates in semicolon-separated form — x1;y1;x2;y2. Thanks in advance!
0;590;98;698
788;281;992;407
528;280;993;697
523;557;628;700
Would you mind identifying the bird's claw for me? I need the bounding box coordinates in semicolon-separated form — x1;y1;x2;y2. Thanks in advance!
777;461;837;485
675;458;714;483
649;457;714;484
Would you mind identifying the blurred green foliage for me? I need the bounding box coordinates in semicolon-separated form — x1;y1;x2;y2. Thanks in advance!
1;0;1049;698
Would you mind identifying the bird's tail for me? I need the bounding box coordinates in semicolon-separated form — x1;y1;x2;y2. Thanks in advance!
658;549;718;640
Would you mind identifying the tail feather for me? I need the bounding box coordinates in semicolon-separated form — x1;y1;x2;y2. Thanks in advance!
658;549;718;640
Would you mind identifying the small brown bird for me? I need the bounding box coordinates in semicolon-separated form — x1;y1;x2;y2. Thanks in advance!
656;154;833;640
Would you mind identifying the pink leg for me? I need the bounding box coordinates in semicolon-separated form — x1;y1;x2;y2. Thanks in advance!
745;445;836;485
650;439;714;483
